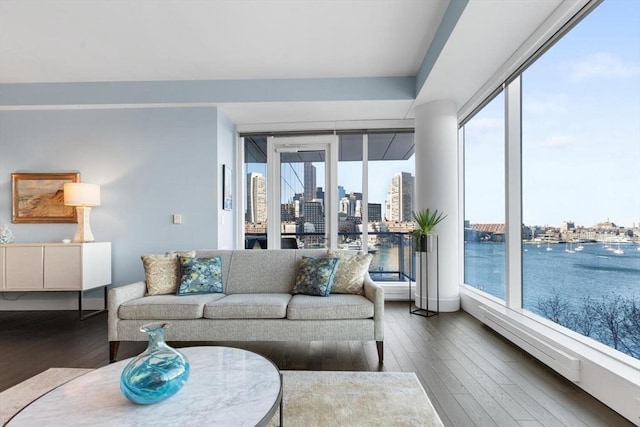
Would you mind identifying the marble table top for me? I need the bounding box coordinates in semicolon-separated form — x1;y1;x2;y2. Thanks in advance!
8;346;282;427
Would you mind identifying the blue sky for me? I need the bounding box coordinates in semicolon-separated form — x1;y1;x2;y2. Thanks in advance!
465;0;640;228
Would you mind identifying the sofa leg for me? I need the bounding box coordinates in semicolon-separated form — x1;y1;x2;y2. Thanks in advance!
376;341;384;364
109;341;120;363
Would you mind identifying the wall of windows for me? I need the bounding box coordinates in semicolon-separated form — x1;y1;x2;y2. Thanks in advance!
242;131;416;280
462;0;640;360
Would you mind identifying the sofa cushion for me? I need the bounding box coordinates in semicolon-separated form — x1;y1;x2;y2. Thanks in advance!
203;294;292;319
287;294;374;320
119;294;225;320
141;251;196;295
225;250;298;293
292;256;339;297
326;250;373;295
177;256;224;295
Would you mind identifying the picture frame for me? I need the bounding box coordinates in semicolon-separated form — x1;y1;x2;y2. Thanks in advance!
222;164;232;211
11;172;80;223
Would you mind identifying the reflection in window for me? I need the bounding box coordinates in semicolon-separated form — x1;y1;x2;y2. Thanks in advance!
280;150;326;249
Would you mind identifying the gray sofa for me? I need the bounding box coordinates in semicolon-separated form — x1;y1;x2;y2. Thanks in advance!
108;249;384;362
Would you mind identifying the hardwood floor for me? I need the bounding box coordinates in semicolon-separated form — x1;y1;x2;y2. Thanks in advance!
0;302;632;426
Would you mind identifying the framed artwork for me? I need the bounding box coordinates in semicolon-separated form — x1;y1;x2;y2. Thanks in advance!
222;164;232;211
11;172;80;223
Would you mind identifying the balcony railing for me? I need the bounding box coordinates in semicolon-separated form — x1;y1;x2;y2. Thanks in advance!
244;231;415;282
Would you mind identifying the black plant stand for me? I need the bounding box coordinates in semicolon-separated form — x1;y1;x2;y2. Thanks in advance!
410;235;439;317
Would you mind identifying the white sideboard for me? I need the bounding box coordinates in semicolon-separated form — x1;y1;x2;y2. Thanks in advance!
0;242;112;319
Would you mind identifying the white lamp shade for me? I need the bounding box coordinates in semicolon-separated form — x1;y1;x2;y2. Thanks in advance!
64;183;101;207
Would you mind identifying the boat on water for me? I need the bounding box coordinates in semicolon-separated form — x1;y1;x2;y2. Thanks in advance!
565;241;575;254
612;242;624;255
575;245;584;251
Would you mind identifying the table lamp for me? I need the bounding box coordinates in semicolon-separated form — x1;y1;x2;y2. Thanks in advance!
64;183;101;242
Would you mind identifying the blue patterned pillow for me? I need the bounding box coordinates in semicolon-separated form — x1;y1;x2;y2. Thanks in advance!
292;256;340;297
176;256;223;295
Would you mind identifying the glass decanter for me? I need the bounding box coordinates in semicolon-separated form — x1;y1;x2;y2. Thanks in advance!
120;322;190;404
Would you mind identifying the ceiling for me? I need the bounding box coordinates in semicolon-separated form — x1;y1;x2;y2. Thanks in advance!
0;0;566;128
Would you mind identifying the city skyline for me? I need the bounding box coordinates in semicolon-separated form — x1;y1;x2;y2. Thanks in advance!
246;168;415;223
248;167;638;230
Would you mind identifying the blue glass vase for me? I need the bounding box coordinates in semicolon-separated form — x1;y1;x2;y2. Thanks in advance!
120;322;190;405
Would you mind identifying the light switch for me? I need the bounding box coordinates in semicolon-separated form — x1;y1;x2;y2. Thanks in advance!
173;214;182;224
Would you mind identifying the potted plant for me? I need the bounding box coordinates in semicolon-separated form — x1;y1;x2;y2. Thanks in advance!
412;209;446;252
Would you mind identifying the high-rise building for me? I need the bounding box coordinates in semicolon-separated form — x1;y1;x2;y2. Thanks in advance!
368;203;382;222
339;197;350;215
281;203;296;222
303;162;316;202
337;185;345;202
303;201;324;233
342;192;362;217
246;172;267;223
385;172;414;222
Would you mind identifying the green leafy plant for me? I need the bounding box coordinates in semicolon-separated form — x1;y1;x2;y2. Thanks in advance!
412;209;447;251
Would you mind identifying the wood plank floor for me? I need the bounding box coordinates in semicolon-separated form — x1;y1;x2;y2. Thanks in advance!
0;302;632;426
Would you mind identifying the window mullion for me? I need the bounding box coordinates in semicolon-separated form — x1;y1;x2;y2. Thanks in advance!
505;77;523;309
362;134;369;251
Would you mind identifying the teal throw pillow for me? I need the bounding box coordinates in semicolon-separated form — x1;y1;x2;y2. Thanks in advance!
292;256;340;297
177;256;223;295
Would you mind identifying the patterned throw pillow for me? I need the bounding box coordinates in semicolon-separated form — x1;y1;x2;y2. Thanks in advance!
292;256;340;297
326;250;373;295
141;251;196;295
177;256;224;295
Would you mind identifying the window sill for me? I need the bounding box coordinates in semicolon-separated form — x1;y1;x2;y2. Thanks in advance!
460;285;640;423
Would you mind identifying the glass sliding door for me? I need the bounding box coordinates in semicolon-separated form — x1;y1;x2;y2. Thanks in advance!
279;149;326;249
267;136;338;250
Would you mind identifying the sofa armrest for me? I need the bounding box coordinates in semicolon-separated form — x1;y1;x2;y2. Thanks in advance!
363;273;384;341
107;281;146;341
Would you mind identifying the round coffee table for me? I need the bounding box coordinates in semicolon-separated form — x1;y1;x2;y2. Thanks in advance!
8;346;282;426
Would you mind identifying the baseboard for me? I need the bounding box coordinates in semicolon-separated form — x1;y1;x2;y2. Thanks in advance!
380;283;460;312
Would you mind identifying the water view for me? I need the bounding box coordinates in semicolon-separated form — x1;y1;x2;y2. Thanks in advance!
465;241;640;358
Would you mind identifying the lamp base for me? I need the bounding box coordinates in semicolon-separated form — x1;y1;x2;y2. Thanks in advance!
73;206;95;243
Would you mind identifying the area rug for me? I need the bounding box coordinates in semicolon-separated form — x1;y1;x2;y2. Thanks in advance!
1;369;443;427
269;371;444;427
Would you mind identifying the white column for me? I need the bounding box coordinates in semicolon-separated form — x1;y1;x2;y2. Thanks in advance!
414;100;460;312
